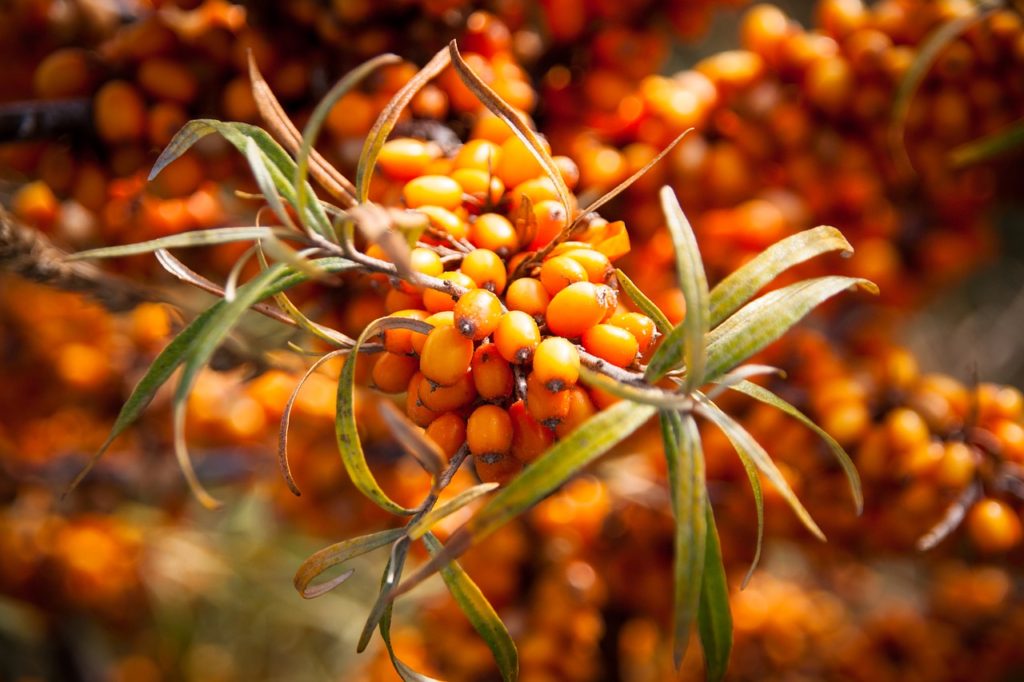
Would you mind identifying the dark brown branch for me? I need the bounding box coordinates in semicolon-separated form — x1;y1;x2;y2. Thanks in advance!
0;99;92;142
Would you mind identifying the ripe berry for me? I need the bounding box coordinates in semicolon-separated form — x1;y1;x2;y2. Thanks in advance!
561;248;612;283
582;324;639;368
509;400;554;464
555;386;598;438
467;404;514;456
454;288;504;340
451;168;504;205
505;277;550;318
526;372;572;426
533;337;580;391
460;248;508;294
540;255;589;295
967;498;1023;553
425;413;467;460
472;343;515;400
383;309;430;355
494;310;541;364
423;271;476;313
411;311;454;355
609;312;657;354
371;352;419;393
406;372;440;427
418;371;478;412
474;454;524;485
377;138;441;180
403;175;463;210
546;282;608;338
469;213;519;254
420;325;474;386
453;139;502;171
417;205;469;241
531;199;568;249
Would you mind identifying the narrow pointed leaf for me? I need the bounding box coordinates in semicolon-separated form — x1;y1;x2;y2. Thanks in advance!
68;227;289;260
295;53;400;222
245;137;299;231
727;380;862;514
704;276;877;383
579;366;692;409
652;187;709;389
338;317;432;515
448;40;572;224
614;268;672;335
950;117;1024;167
708;226;853;327
62;303;221;498
702;364;784;401
357;47;451;202
359;538;410;651
294;528;406;599
379;583;443;682
698;503;732;682
378;400;445;478
661;411;707;668
697;398;825;542
424;533;518;682
407;484;499;540
394;400;657;598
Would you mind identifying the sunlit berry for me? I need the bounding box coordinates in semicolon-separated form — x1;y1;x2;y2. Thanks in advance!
533;337;580;392
460;249;508;294
531;199;569;250
562;248;611;283
467;404;513;456
451;168;504;205
420;325;474;386
509;400;554;464
469;213;519;254
377;138;441;180
371;352;419;393
383;309;430;355
609;312;657;354
967;498;1023;553
418;371;478;412
454;288;504;340
505;277;550;318
496;134;547;188
453;139;502;171
540;256;589;295
555;386;598;438
417;205;469;241
494;311;541;364
472;344;515;401
582;324;638;368
403;175;463;210
526;372;572;426
423;271;476;313
546;282;608;338
474;454;524;485
406;372;439;427
411;311;455;355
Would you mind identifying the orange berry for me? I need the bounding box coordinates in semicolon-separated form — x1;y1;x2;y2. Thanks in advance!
454;139;502;171
546;282;609;338
423;272;476;313
609;312;657;354
533;337;580;392
540;256;589;295
469;213;519;254
371;352;419;393
552;155;580;191
526;372;572;426
885;408;930;452
94;80;146;142
589;385;622;409
417;205;469;241
936;442;976;488
385;287;423;313
467;404;513;456
505;277;550;318
138;57;198;104
510;400;554;464
426;413;467;460
420;325;474;386
509;177;563;213
419;370;478;412
582;324;639;368
403;175;463;210
494;311;541;364
383;309;430;355
451;168;505;205
378;138;442;180
454;289;504;340
398;247;444;293
411;311;455;355
531;199;569;250
967;498;1023;553
406;373;440;427
460;249;508;294
33;48;95;98
472;344;515;401
562;248;612;283
12;181;59;231
496;134;547;188
474;454;524;485
555;386;598;438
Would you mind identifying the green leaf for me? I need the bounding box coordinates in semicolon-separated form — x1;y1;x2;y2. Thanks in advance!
950;117;1024;167
661;411;707;668
727;380;862;514
394;400;657;598
697;503;732;682
379;569;443;682
614;268;672;335
697;397;825;542
578;366;692;409
338;317;432;516
648;187;709;389
357;47;451;202
62;303;222;499
448;40;573;226
293;527;406;598
245;136;299;231
708;226;853;327
424;533;518;682
296;53;400;222
407;484;499;540
704;276;877;383
67;226;290;260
